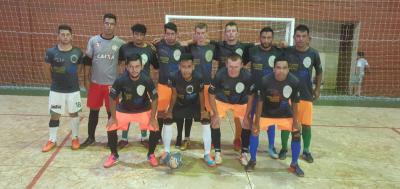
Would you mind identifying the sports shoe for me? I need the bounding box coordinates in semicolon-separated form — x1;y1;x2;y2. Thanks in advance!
175;139;182;148
245;160;256;172
42;141;56;152
204;154;216;167
159;152;171;165
239;153;249;166
288;163;305;177
80;137;95;148
103;154;118;168
233;138;241;151
148;154;159;167
118;140;129;149
302;152;314;163
268;147;279;159
140;138;149;148
71;138;80;150
214;152;223;165
180;139;190;151
279;149;288;160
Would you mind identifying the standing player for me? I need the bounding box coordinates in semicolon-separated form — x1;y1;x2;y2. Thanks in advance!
212;21;254;151
161;53;215;167
280;24;323;163
247;27;283;159
118;23;159;147
153;22;185;147
181;23;216;150
246;56;304;177
208;54;254;165
42;25;84;152
81;13;125;148
103;54;160;168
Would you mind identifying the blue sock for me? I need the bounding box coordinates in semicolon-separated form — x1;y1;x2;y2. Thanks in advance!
291;140;301;165
249;134;259;161
267;125;275;150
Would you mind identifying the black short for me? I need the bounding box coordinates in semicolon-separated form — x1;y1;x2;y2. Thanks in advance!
172;104;200;121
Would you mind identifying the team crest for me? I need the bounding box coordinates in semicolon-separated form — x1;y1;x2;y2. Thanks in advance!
173;49;181;61
205;50;213;62
235;48;243;56
111;45;118;51
70;55;79;64
268;55;276;68
95;42;100;47
137;85;146;96
141;54;149;65
283;85;292;98
235;82;245;93
303;57;311;68
186;85;194;94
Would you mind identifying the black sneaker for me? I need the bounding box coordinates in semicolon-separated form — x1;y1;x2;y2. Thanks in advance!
175;139;182;148
302;152;314;163
278;149;288;160
80;137;95;148
289;163;304;177
118;140;129;149
245;160;256;172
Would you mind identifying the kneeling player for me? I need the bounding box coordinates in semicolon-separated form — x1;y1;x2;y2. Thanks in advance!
103;54;160;168
208;54;254;165
246;56;304;177
161;54;215;167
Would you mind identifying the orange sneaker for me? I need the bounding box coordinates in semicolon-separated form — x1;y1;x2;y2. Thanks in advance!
71;138;80;150
148;154;159;167
42;141;56;152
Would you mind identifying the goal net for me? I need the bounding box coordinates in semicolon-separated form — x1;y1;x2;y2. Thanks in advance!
0;1;399;104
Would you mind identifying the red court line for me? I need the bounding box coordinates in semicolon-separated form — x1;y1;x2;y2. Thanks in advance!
392;128;400;135
26;117;84;189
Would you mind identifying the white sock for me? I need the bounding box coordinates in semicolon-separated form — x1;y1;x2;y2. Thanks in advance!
202;124;212;155
70;117;80;139
49;127;58;142
162;124;173;153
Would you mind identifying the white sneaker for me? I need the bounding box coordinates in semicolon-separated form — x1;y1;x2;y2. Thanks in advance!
215;152;223;165
239;153;249;166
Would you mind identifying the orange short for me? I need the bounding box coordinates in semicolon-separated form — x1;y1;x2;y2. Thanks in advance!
259;117;298;132
297;100;313;126
157;83;172;112
215;100;246;119
204;85;211;112
107;110;156;131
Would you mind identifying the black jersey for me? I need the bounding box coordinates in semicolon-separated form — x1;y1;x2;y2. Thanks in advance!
212;40;253;69
186;43;216;84
249;45;283;88
119;42;159;75
156;40;185;85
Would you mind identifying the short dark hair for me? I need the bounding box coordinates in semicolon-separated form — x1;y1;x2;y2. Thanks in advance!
103;13;117;22
126;54;142;65
227;53;243;63
179;53;193;63
195;23;208;31
225;21;238;32
260;27;273;36
58;24;72;33
357;51;365;57
294;24;310;35
164;22;177;33
273;55;289;67
131;24;147;34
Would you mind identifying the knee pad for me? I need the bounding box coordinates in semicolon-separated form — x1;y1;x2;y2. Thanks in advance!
292;131;301;142
49;120;60;128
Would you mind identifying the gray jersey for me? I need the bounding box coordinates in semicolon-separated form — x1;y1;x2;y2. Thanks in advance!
86;35;125;85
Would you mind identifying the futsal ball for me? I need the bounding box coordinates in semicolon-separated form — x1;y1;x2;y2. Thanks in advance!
168;152;183;169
